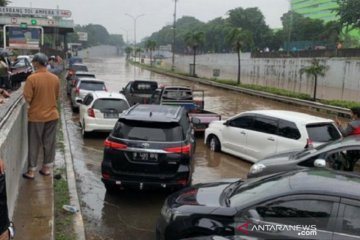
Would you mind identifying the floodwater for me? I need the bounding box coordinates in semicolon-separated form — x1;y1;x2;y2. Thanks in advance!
62;57;339;239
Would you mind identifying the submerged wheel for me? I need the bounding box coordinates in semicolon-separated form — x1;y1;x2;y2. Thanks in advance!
209;136;221;152
81;120;89;138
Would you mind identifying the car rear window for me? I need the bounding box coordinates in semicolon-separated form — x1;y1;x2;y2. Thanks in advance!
112;120;184;141
162;89;193;100
73;65;88;72
79;81;106;91
306;123;341;142
132;82;157;93
76;74;95;78
93;99;129;113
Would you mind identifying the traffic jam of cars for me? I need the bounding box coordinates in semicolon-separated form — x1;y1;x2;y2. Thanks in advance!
66;57;360;240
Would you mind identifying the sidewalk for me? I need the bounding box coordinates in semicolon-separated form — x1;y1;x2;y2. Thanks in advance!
12;96;85;239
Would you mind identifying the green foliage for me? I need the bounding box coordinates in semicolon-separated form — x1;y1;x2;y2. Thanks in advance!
336;0;360;29
184;31;205;76
125;46;132;59
0;0;8;6
300;59;328;101
320;99;360;109
67;24;125;48
227;7;272;50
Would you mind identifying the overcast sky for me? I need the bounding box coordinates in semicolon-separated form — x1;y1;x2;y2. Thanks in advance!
9;0;290;42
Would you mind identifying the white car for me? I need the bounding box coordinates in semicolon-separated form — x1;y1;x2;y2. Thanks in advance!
78;91;130;137
71;78;107;112
204;110;342;163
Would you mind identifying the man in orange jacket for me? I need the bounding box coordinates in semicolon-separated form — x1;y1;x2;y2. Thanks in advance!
22;53;60;179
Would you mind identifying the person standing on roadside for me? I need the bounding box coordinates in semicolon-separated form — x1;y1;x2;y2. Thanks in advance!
22;53;60;179
0;160;15;240
0;56;10;90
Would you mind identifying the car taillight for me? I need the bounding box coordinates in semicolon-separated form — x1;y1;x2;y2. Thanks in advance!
87;108;95;118
102;172;110;180
75;87;80;95
305;138;314;149
104;139;127;150
165;144;191;153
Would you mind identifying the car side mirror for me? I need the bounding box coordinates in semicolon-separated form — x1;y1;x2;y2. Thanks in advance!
223;120;229;126
76;98;83;104
314;159;326;168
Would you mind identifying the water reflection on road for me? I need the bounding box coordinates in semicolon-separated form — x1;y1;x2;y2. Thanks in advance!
63;57;338;239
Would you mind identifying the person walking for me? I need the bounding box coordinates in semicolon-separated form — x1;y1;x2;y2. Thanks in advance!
0;160;15;240
22;53;60;179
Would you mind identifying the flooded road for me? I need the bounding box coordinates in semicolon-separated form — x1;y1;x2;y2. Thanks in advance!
62;57;338;239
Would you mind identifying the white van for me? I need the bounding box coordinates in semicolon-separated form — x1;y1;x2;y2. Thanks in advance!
204;110;342;163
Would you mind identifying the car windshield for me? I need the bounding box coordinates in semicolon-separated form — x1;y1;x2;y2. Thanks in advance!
76;74;95;78
229;174;292;207
306;123;341;142
132;82;158;93
79;81;106;91
112;120;184;141
93;99;129;113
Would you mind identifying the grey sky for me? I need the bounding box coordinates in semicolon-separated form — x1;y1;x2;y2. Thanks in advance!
10;0;290;42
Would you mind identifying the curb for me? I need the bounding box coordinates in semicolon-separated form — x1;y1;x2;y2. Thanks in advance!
60;100;86;239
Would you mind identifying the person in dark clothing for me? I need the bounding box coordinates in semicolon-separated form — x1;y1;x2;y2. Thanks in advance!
335;107;360;170
336;107;360;136
0;160;14;240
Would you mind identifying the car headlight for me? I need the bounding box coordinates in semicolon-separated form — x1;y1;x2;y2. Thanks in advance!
249;163;266;175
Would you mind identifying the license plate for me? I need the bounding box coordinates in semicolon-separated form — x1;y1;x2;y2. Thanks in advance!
133;152;158;161
104;113;119;118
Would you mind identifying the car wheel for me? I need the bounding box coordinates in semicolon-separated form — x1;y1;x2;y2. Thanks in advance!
81;120;89;138
209;135;220;152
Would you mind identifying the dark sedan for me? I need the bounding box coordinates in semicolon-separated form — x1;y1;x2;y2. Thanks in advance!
156;169;360;240
247;135;360;178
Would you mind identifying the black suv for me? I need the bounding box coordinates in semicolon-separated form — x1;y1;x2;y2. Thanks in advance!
101;104;197;192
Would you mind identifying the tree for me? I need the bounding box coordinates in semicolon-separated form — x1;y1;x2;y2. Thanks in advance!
226;28;253;85
0;0;8;6
300;59;328;101
145;40;157;66
336;0;360;29
227;7;272;50
125;47;132;60
184;31;205;77
134;47;143;63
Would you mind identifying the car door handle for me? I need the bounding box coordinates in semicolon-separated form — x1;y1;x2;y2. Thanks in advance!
241;131;246;135
267;137;275;141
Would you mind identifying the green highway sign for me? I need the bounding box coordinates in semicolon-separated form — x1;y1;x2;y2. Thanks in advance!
31;19;37;25
20;22;27;28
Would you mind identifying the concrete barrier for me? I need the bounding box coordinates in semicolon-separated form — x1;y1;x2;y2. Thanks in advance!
0;86;28;218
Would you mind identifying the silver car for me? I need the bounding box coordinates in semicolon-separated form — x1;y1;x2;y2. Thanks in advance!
70;78;107;112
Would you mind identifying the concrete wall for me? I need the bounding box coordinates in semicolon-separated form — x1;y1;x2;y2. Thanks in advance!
78;45;121;58
161;54;360;102
0;88;28;218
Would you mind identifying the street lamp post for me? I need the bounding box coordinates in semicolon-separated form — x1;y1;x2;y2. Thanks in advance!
125;13;145;47
171;0;178;71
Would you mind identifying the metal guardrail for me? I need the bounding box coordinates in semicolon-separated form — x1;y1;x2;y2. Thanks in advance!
137;63;352;119
0;87;25;129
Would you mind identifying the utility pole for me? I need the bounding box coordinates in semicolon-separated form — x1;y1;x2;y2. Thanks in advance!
171;0;178;71
125;13;145;47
